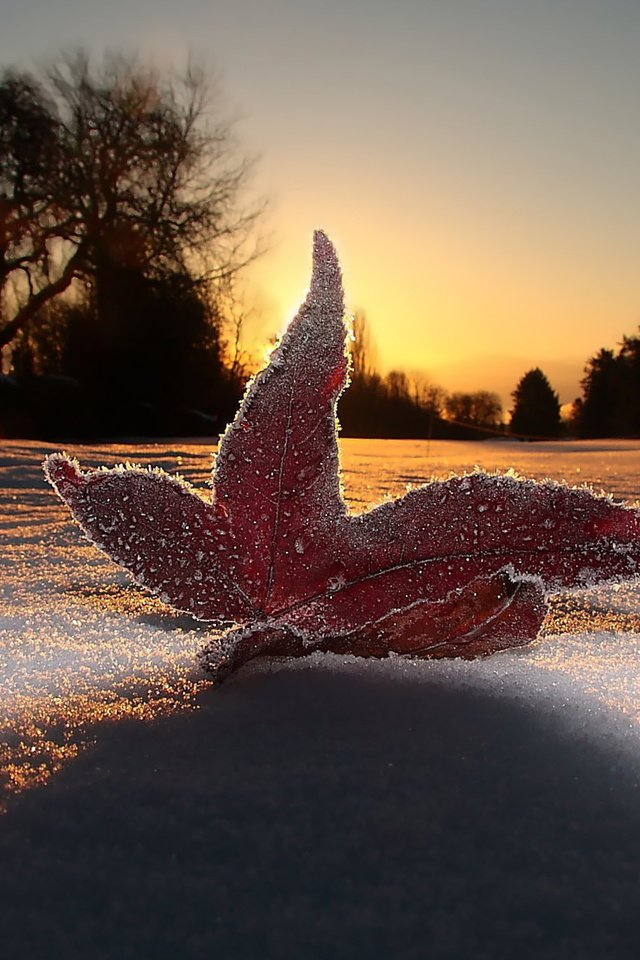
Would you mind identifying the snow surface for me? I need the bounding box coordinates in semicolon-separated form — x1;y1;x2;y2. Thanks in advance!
2;438;640;958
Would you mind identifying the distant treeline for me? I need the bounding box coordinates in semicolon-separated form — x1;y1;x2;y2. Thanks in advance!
335;312;506;440
0;290;505;440
3;289;640;441
3;269;640;441
338;369;504;441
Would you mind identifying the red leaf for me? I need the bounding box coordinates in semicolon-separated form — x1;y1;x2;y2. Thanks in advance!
44;232;640;679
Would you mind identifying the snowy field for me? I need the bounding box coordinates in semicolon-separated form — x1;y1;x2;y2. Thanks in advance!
1;437;640;958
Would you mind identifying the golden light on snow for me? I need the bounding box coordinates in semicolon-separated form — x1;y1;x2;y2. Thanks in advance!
0;442;221;806
2;438;640;808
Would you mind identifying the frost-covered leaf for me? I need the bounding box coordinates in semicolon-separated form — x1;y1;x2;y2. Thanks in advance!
44;232;640;680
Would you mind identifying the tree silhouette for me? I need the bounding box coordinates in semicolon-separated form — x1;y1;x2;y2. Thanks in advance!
444;391;502;429
0;72;74;345
337;315;449;438
613;334;640;436
509;368;561;439
578;349;619;437
0;52;263;350
577;334;640;438
350;310;377;380
9;262;242;437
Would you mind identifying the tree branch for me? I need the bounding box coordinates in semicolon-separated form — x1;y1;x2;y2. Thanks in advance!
0;241;86;348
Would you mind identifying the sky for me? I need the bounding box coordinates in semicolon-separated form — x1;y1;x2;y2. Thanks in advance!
2;0;639;408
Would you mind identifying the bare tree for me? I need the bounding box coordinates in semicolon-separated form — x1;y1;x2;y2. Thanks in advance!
217;276;259;384
0;51;264;350
385;369;410;399
0;72;76;348
471;390;503;428
445;390;502;428
349;309;377;380
407;369;447;416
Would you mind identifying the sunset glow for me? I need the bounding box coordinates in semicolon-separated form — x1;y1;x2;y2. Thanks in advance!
2;0;639;408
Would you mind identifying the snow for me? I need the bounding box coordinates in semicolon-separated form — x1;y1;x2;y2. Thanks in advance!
2;438;640;958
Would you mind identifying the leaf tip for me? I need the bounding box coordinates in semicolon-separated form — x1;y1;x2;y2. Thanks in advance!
311;229;342;299
43;453;84;497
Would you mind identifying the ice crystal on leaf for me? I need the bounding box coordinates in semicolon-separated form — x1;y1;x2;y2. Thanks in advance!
44;232;640;680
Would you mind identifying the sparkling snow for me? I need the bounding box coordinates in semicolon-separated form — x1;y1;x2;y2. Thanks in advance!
2;437;640;803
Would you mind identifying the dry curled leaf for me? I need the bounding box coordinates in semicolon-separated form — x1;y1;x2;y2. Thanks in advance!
45;232;640;679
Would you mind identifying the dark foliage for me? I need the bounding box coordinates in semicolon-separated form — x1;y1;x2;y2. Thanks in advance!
444;391;502;430
509;368;561;439
7;263;243;438
338;371;497;440
578;336;640;438
339;371;436;439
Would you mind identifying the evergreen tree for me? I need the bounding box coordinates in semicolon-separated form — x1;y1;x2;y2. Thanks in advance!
509;368;561;439
614;335;640;436
578;349;619;437
577;335;640;438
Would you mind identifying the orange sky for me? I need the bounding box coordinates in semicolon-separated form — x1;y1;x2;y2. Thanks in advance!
3;0;639;410
245;190;639;408
230;2;640;410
